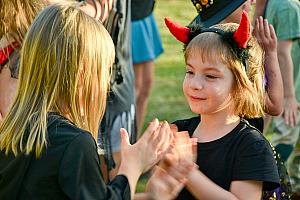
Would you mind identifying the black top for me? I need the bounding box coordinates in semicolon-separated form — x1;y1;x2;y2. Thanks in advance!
131;0;155;21
0;113;130;200
173;116;280;200
246;117;264;133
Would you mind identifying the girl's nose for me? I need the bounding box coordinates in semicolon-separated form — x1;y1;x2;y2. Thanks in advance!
189;75;204;90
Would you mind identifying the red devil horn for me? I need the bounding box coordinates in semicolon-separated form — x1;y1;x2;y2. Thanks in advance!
233;11;251;48
164;17;190;44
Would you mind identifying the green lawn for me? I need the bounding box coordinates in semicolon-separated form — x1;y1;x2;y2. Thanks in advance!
143;0;196;130
137;0;197;192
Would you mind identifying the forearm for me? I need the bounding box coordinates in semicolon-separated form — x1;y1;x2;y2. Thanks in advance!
277;46;295;97
118;162;142;199
264;51;284;115
185;168;239;200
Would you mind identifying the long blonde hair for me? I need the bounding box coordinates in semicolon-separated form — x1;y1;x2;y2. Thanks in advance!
0;3;115;157
185;23;265;118
0;0;45;44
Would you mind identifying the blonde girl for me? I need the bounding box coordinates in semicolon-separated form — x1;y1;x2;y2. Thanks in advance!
0;3;181;199
166;12;280;199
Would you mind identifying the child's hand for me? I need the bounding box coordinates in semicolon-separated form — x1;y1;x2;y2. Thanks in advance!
282;96;299;127
173;131;197;163
120;119;173;174
159;131;197;170
145;159;194;200
254;16;277;54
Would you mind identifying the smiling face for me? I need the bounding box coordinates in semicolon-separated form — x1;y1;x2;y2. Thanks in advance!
183;53;235;116
183;23;265;119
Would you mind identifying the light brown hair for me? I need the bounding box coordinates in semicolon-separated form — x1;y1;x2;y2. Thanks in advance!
0;0;45;44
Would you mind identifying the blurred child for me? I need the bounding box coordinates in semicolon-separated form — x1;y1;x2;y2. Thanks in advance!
165;12;280;199
0;3;192;199
254;0;300;195
0;0;45;121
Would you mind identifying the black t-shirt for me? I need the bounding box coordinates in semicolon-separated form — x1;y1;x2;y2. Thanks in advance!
173;116;279;200
131;0;155;21
0;113;130;200
246;117;264;133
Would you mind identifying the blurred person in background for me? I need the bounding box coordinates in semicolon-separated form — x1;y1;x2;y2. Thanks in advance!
0;0;45;122
131;0;163;135
254;0;300;197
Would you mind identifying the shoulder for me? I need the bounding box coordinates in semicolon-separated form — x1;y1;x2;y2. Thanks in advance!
244;117;264;133
232;120;280;190
46;113;95;147
267;0;300;28
236;119;270;150
268;0;300;12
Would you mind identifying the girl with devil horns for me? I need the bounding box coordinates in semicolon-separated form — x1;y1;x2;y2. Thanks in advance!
165;12;280;199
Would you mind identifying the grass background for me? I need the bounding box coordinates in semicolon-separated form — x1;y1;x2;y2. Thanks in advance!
143;0;196;128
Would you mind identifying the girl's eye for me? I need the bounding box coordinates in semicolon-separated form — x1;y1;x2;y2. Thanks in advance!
206;74;218;79
186;70;194;75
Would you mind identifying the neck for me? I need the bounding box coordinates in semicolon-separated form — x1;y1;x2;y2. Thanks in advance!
194;108;240;142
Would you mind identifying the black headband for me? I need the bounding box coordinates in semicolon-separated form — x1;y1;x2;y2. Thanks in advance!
185;26;250;72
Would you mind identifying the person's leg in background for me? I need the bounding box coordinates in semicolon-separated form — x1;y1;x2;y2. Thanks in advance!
134;61;154;135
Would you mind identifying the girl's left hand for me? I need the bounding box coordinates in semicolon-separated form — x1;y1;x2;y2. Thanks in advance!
254;16;277;53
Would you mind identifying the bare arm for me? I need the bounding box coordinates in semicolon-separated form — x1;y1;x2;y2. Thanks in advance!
277;40;298;127
254;17;283;116
185;168;262;200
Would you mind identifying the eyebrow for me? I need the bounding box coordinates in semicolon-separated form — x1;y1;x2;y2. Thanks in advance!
186;63;222;73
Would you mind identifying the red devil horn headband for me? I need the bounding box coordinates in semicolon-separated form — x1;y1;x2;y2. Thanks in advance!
165;11;251;49
233;11;251;48
164;17;190;44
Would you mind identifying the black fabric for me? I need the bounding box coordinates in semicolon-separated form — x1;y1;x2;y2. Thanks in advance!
131;0;154;21
190;0;246;27
246;117;264;133
0;113;131;200
173;116;279;200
